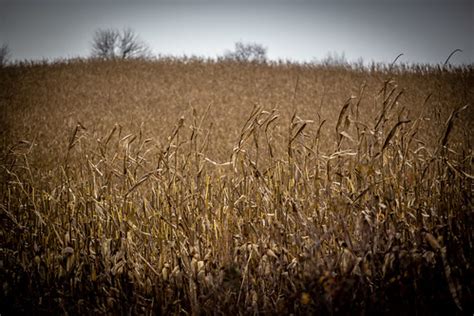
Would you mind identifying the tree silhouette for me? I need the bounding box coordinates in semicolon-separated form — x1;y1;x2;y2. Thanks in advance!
0;43;10;67
91;28;150;59
225;41;267;63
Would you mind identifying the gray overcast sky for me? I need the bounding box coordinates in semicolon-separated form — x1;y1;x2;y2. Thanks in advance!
1;0;473;65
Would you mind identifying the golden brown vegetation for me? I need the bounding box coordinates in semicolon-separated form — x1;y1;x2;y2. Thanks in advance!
1;58;473;314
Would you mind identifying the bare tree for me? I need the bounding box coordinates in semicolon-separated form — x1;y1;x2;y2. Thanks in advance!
0;43;10;67
118;28;150;59
91;28;119;59
91;28;150;59
225;41;267;63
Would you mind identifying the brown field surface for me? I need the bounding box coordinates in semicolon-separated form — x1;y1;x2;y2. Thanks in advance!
1;58;473;314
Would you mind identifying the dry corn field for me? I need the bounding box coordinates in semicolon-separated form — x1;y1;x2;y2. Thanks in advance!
1;58;473;314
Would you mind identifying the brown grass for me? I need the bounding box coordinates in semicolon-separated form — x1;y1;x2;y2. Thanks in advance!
1;58;473;314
